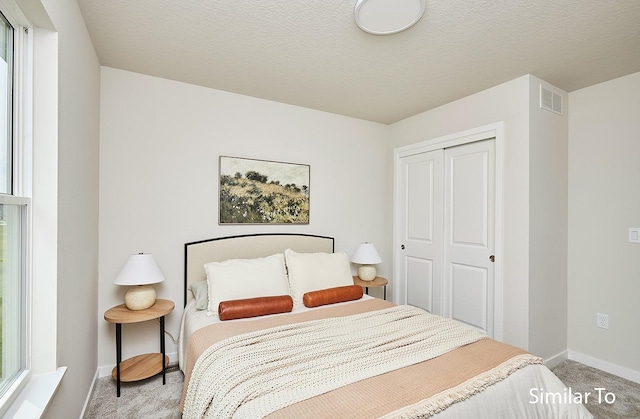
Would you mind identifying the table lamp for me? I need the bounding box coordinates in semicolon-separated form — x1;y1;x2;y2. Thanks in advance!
114;253;166;310
351;242;382;281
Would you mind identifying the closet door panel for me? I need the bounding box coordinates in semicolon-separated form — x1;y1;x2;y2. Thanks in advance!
398;150;443;314
443;139;495;336
406;257;433;312
451;263;488;331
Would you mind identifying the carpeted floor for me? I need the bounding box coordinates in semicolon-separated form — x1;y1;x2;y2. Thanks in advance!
552;360;640;419
83;366;183;419
84;360;640;418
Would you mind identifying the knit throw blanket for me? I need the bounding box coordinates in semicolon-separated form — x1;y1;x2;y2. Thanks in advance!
183;305;488;419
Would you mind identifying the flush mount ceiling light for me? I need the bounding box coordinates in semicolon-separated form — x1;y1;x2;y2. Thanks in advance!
354;0;426;35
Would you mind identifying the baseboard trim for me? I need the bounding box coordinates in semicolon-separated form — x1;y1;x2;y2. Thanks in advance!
544;350;568;369
568;350;640;384
97;351;179;378
80;369;99;419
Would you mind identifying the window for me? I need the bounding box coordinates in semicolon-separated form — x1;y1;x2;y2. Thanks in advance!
0;202;26;397
1;11;13;193
0;7;29;402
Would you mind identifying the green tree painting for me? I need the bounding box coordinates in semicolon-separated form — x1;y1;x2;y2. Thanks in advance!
219;156;310;224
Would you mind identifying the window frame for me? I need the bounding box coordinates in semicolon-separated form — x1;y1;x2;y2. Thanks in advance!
0;0;62;416
0;10;14;195
0;0;34;414
0;195;28;407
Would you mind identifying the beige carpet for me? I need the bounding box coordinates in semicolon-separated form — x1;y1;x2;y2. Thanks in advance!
552;360;640;419
84;361;639;418
83;366;183;419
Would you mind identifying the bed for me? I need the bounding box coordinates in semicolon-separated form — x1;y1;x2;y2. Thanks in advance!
178;233;592;418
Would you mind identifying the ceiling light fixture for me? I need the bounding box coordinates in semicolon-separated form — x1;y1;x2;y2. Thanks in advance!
354;0;426;35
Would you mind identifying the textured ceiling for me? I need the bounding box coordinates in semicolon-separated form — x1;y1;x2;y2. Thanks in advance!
76;0;640;124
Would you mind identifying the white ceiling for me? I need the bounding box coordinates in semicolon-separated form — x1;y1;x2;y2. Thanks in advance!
76;0;640;124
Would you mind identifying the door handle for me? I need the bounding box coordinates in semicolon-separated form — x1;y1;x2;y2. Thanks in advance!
401;244;405;250
489;255;495;262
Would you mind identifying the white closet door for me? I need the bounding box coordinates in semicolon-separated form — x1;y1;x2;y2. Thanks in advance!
397;150;444;314
443;139;495;336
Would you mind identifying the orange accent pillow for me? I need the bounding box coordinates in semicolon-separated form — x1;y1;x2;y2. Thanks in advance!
303;285;364;308
218;295;293;321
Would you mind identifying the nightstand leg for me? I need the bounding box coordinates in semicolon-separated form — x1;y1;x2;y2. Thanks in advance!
116;323;122;397
365;286;369;295
384;286;387;300
160;315;166;385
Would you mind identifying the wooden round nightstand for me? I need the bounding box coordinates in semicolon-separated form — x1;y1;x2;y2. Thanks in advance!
104;298;174;397
353;276;388;300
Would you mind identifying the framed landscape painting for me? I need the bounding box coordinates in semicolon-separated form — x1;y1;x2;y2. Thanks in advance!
219;156;310;224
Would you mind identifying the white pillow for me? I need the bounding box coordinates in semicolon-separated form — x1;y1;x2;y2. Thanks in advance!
284;248;354;304
205;253;289;314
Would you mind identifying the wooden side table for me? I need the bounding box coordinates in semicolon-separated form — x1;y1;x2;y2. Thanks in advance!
353;276;388;300
104;298;174;397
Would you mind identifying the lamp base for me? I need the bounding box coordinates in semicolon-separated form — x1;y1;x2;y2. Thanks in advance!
358;265;377;281
124;285;157;311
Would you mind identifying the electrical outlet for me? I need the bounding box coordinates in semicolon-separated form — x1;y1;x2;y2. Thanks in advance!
596;313;609;329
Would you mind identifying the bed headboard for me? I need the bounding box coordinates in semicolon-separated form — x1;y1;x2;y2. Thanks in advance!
184;233;334;307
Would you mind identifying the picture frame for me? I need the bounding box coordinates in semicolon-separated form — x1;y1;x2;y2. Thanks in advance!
219;156;310;224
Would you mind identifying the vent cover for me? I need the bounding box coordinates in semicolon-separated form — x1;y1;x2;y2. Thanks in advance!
540;85;563;115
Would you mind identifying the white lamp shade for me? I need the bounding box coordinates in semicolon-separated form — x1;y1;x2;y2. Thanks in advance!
114;253;166;286
351;243;382;265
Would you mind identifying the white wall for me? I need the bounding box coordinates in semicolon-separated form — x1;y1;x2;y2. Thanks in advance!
97;67;392;370
527;78;569;361
390;75;532;351
568;71;640;377
40;0;101;417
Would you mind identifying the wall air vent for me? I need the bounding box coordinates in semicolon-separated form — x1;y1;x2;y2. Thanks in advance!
540;85;563;115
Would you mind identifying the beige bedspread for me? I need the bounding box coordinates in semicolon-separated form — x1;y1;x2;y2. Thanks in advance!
180;299;541;418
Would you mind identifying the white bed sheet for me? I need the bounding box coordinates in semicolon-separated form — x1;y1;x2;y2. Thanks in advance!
432;364;592;418
178;298;592;418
